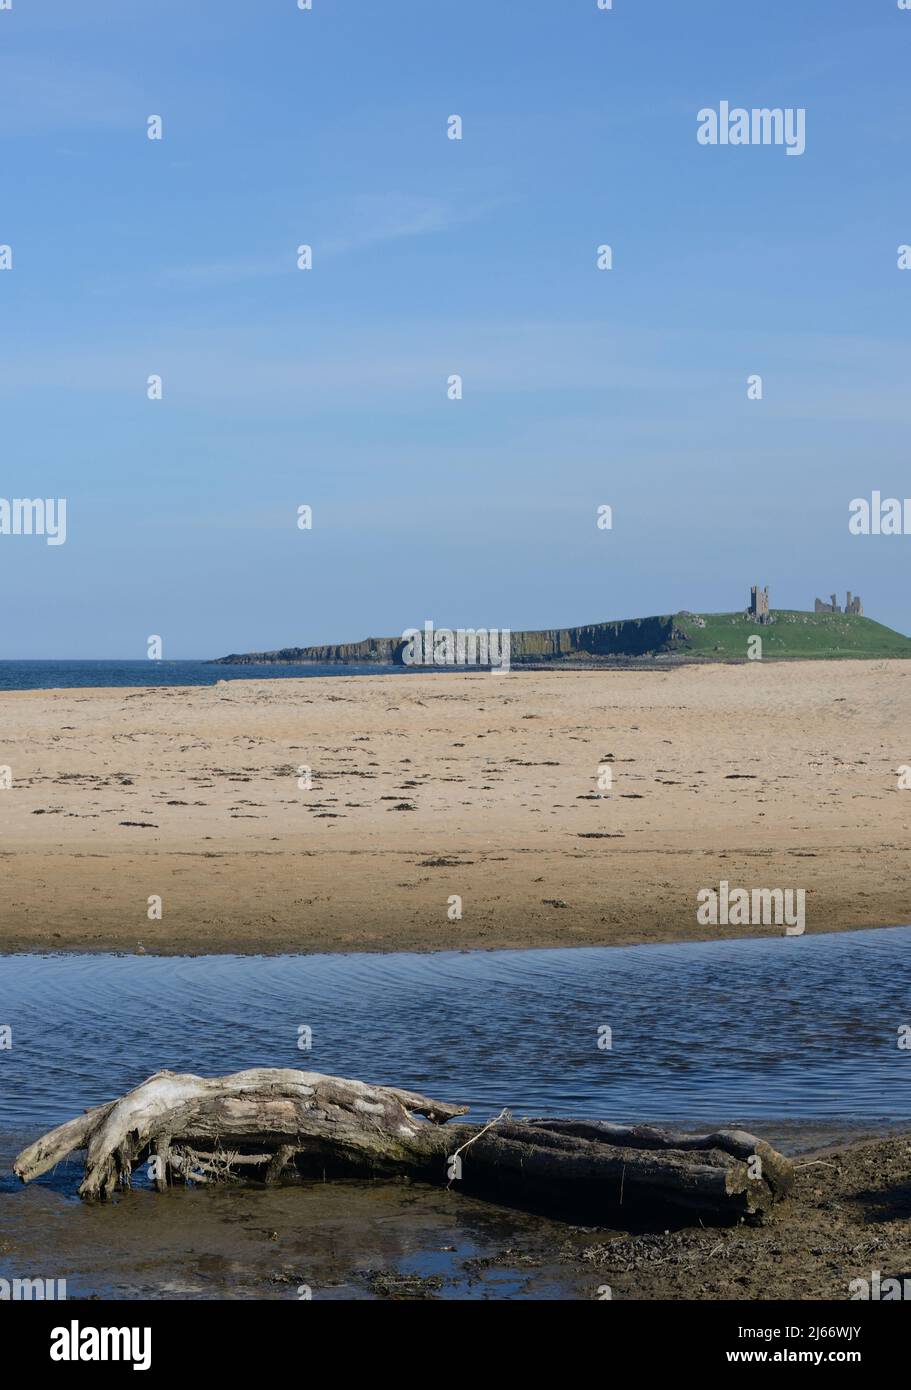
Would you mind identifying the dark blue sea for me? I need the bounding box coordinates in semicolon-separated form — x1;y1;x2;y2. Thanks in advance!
0;661;402;691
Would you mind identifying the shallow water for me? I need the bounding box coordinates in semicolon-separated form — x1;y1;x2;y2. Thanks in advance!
1;928;908;1141
0;1142;592;1300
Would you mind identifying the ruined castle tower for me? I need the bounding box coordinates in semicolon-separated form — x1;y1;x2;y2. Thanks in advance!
749;585;770;623
814;591;863;615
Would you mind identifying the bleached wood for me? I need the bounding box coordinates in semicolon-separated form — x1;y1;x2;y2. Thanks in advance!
13;1068;792;1220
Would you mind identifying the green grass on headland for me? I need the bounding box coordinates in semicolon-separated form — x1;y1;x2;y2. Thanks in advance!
671;610;911;660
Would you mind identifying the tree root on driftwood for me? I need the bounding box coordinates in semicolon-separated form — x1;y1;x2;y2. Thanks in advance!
13;1069;794;1223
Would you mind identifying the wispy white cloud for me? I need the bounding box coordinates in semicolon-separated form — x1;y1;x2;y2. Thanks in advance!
318;191;496;255
157;192;504;286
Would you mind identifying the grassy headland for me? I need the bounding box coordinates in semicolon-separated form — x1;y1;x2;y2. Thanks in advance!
213;610;911;665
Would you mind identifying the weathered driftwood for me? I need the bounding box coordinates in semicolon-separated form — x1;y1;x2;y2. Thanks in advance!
13;1069;793;1221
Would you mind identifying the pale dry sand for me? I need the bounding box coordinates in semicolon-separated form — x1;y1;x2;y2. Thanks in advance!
1;661;909;954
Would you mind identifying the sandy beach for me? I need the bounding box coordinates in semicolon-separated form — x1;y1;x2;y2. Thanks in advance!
1;660;909;955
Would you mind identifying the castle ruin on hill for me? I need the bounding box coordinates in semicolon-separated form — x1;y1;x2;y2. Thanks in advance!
748;585;864;620
815;592;863;615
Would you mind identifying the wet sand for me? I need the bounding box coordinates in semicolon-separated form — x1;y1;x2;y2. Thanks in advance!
1;661;910;954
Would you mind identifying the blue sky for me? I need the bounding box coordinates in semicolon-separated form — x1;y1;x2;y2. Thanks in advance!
1;0;909;657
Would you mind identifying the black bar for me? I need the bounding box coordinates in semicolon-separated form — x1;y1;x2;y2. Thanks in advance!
6;1298;901;1374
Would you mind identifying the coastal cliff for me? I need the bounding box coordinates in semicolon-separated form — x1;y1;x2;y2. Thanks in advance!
212;615;683;665
212;610;911;666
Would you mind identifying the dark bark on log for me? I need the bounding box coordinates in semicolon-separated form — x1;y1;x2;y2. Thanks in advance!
13;1069;794;1223
526;1120;794;1199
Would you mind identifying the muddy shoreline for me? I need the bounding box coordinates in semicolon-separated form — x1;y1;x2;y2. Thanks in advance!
2;1130;907;1300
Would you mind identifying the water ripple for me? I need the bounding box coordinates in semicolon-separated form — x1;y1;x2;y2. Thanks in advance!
1;928;909;1133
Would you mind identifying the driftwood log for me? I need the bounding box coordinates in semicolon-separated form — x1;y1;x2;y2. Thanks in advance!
13;1069;793;1222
